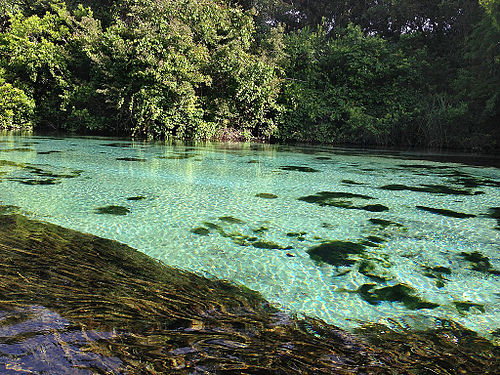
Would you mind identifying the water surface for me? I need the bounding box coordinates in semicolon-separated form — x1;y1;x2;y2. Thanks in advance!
0;134;498;338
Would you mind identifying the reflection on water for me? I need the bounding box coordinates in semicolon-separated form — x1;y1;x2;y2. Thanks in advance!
0;306;121;374
0;210;498;373
0;134;498;340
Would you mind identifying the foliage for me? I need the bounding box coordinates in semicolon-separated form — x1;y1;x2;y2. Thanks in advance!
0;0;497;149
0;68;34;129
279;24;422;145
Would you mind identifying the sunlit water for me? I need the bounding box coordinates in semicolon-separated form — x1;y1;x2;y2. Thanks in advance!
0;134;498;337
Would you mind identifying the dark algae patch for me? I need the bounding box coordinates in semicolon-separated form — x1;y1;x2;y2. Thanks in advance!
416;206;476;218
298;191;374;206
0;209;498;373
279;165;320;173
368;218;403;228
341;179;364;185
380;183;478;195
252;240;292;250
37;150;62;155
358;261;392;283
487;207;500;229
219;215;244;224
423;266;452;288
127;196;147;201
459;251;500;275
362;204;389;212
191;227;210;236
255;193;278;199
454;302;485;314
95;205;130;216
0;161;83;186
355;284;439;310
116;157;147;162
307;241;365;266
0;147;34;152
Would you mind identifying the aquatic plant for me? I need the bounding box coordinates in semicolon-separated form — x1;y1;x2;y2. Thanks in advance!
0;209;498;373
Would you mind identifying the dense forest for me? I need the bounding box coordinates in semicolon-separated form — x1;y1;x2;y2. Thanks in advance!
0;0;498;150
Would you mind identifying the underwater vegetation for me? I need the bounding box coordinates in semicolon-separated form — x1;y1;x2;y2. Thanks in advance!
0;210;500;375
1;209;498;373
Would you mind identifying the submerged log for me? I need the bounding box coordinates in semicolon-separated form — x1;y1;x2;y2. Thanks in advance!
0;209;498;374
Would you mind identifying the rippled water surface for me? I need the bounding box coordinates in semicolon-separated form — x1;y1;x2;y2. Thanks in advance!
1;134;499;337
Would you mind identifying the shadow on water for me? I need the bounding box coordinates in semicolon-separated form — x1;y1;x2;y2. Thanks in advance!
0;207;498;374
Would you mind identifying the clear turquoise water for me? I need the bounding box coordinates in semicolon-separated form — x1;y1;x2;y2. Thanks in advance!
1;134;499;337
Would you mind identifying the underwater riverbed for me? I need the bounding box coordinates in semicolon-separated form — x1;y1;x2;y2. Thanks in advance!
0;133;499;339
